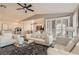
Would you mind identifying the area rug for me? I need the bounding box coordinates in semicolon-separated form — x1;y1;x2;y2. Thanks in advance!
0;43;48;55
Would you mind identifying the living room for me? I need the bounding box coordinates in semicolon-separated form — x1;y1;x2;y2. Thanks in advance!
0;3;79;55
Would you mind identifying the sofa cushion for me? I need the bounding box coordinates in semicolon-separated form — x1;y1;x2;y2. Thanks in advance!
64;39;76;52
31;38;45;42
71;42;79;54
72;38;79;44
47;47;72;55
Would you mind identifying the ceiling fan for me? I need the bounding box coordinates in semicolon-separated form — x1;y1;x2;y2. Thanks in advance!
0;4;6;8
16;3;34;13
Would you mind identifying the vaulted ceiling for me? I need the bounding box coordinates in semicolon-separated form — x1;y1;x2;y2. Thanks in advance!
0;3;78;23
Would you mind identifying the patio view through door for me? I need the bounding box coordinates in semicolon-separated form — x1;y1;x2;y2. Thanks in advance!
45;16;73;38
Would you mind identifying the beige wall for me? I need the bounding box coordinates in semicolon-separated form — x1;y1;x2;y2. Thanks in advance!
0;22;23;31
0;18;44;32
23;18;44;32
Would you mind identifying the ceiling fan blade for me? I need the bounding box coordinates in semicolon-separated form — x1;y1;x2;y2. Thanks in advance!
16;8;24;10
27;9;34;12
24;3;27;7
3;6;6;8
27;4;32;8
17;3;24;7
0;5;6;8
25;10;27;13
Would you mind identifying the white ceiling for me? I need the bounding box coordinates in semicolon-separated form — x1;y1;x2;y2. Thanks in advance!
0;3;78;23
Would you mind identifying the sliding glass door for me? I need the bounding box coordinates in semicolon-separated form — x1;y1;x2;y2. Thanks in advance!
45;16;73;38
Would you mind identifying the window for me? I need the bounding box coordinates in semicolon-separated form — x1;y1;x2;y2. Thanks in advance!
45;16;72;38
55;19;62;36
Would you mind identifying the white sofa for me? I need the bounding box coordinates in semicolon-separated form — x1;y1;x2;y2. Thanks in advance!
26;31;51;46
47;37;79;55
47;48;72;55
0;32;15;47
